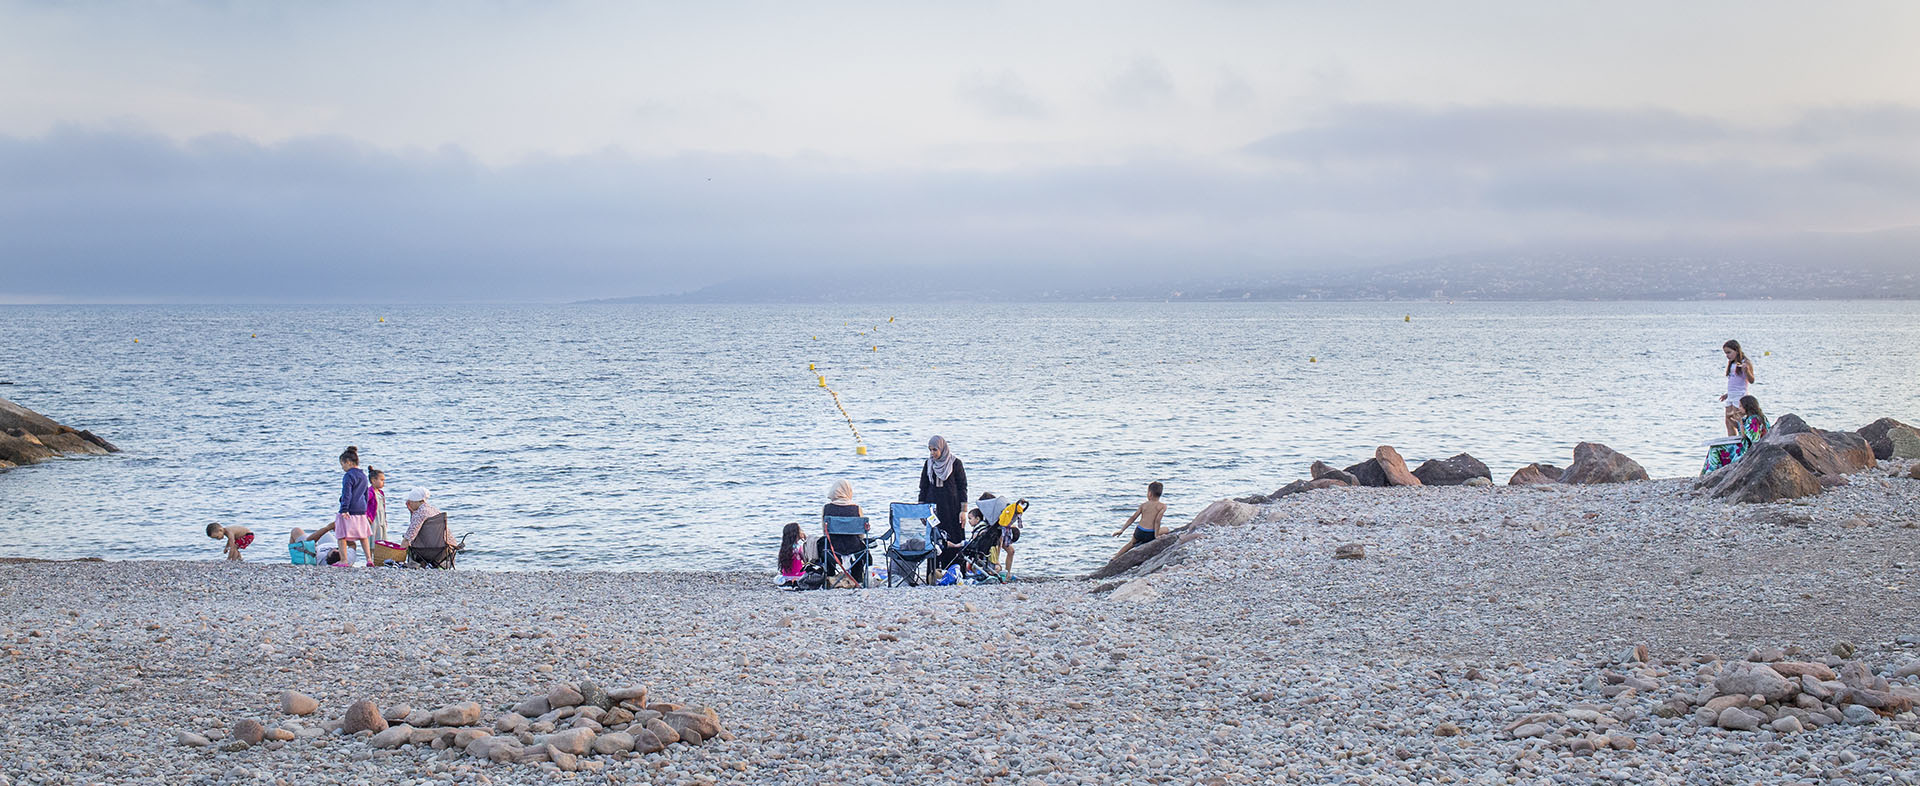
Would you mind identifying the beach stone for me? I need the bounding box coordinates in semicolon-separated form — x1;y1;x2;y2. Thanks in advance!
495;713;530;734
607;686;648;703
1561;442;1649;484
1462;476;1492;487
1837;660;1875;689
432;702;482;727
1832;640;1856;658
343;700;387;734
1307;477;1348;490
1748;646;1786;662
546;744;580;772
369;725;413;749
1509;723;1549;739
593;731;634;754
1411;453;1491;486
1769;662;1837;681
403;709;432;727
382;704;413;723
1716;707;1764;731
1508;463;1563;485
1433;722;1461;736
664;707;722;739
513;696;550;717
1893;659;1920;679
1309;461;1357;485
453;728;490;748
630;727;667;753
1698;442;1821;502
177;731;210;748
1703;695;1747;714
578;680;613;710
1844;689;1913;713
231;719;265;745
1188;498;1257;530
1333;543;1365;560
1844;705;1879;725
644;717;680;745
1770;716;1804;733
265;727;295;742
465;735;509;759
543;725;595;755
1374;446;1422;486
548;683;584;709
1715;662;1797;702
279;691;318;716
1343;458;1389;488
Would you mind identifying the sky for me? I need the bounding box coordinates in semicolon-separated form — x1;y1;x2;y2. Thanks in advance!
2;0;1919;302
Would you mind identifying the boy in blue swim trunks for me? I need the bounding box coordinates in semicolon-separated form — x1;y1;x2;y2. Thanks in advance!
1111;481;1166;561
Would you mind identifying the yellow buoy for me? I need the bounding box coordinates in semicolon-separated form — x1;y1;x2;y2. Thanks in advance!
1404;315;1411;322
133;339;139;343
817;375;826;387
251;333;256;338
379;317;385;322
889;317;895;323
1309;356;1317;362
808;363;815;371
1764;351;1771;356
856;446;868;456
871;346;878;351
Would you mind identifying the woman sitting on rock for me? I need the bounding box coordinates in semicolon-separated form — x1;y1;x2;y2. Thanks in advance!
1703;395;1771;474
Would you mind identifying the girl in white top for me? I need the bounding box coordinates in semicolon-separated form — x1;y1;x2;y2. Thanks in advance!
1719;339;1756;436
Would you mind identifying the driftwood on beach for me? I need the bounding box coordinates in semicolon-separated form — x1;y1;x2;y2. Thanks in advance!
0;396;119;469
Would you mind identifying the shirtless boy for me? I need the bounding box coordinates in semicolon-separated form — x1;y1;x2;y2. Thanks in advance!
1111;481;1166;560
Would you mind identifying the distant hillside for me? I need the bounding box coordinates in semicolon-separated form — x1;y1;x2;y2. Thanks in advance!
582;228;1920;303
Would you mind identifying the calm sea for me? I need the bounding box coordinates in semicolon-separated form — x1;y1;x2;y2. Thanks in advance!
3;301;1917;575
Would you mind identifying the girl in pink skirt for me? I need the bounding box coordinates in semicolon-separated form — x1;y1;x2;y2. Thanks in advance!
335;445;375;567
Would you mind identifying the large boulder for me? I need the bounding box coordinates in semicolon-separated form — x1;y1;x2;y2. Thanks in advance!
0;397;61;436
1508;463;1563;485
1769;432;1851;476
1411;453;1491;486
38;431;109;456
1343;458;1389;488
1697;442;1822;502
1855;418;1915;460
1310;461;1358;485
1772;414;1812;437
1374;446;1422;486
1817;430;1876;473
1560;443;1649;484
1085;528;1181;580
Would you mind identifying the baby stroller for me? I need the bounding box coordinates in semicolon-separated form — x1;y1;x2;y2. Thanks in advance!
951;522;1008;584
882;503;941;587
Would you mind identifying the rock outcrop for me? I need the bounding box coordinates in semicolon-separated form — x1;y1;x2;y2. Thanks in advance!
1560;443;1649;485
1698;413;1879;502
1343;458;1389;488
1412;453;1492;486
1855;418;1920;460
1086;498;1254;582
1508;463;1564;485
0;396;119;469
1309;461;1358;486
1374;446;1422;487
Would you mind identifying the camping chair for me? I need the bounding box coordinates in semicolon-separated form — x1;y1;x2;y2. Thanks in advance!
822;515;872;588
883;503;940;587
407;512;460;569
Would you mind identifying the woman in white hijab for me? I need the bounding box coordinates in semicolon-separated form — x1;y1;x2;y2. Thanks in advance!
918;436;969;567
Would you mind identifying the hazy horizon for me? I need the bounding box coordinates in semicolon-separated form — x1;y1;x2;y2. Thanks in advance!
4;1;1920;303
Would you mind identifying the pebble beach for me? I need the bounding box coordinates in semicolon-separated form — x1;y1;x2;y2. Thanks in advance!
4;461;1919;785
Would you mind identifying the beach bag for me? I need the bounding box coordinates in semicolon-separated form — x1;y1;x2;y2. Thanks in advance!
372;540;407;565
289;541;319;566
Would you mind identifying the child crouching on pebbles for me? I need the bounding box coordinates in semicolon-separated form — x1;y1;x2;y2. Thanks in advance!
206;522;254;561
776;522;806;586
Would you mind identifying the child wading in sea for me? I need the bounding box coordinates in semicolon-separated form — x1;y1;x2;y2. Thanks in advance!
1111;481;1166;560
206;522;254;561
777;522;806;586
334;446;375;567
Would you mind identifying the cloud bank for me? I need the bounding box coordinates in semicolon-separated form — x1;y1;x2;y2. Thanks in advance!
4;102;1919;302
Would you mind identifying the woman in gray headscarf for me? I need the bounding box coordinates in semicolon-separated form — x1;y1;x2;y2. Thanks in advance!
918;436;969;567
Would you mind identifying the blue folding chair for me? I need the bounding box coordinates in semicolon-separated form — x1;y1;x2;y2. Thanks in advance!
822;515;872;588
884;503;940;587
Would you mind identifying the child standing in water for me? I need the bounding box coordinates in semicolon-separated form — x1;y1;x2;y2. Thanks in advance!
334;446;374;567
1111;481;1167;560
1720;340;1756;436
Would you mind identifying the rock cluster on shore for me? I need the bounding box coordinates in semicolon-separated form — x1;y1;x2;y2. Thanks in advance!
0;396;118;469
193;681;725;774
1698;414;1882;503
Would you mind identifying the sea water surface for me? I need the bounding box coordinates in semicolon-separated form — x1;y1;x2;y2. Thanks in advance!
3;301;1917;575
